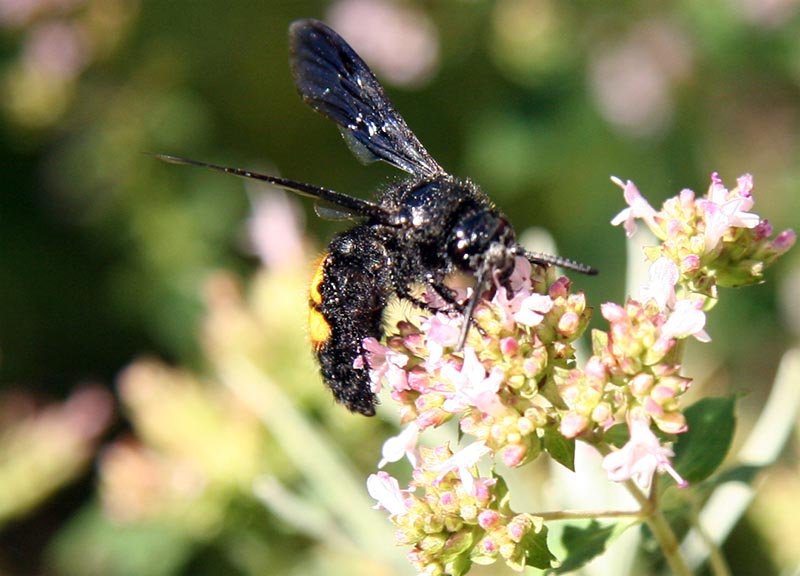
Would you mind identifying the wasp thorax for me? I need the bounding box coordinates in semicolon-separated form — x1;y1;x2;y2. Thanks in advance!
395;180;444;228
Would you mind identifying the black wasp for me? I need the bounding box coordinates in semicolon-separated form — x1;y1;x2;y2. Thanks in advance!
158;19;596;416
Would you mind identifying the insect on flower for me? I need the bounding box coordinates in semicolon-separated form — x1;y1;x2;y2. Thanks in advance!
157;19;597;416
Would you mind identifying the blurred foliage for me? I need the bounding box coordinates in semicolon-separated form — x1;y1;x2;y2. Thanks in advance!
0;0;798;574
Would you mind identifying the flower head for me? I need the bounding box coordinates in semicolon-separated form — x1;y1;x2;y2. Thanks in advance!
365;258;592;463
370;443;549;574
613;172;794;294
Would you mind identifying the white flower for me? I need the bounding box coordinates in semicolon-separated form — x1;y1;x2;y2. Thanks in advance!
378;422;420;468
367;471;411;516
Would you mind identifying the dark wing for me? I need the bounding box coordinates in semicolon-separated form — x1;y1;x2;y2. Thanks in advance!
154;154;388;221
289;19;443;179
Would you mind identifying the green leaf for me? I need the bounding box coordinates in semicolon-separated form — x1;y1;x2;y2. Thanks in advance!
672;396;737;484
551;520;632;574
603;423;629;448
544;426;575;472
450;553;473;576
493;472;512;511
713;463;763;485
540;377;568;410
521;519;555;570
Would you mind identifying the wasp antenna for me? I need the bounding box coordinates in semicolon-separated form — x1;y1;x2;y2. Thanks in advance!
517;248;598;276
152;153;386;219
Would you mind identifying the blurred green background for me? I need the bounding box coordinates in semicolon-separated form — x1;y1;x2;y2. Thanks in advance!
1;0;798;575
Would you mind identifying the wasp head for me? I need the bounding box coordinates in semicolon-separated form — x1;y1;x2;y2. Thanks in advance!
447;212;517;280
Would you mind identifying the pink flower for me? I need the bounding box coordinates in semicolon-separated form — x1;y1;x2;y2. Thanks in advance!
428;441;492;494
700;172;760;251
660;299;711;342
601;417;687;489
422;314;461;365
560;411;589;438
610;176;659;237
362;337;409;393
507;257;533;293
492;286;531;331
513;293;554;327
378;422;421;468
770;229;797;255
600;301;627;324
327;0;439;88
367;471;412;516
441;348;506;415
499;444;527;467
478;509;501;529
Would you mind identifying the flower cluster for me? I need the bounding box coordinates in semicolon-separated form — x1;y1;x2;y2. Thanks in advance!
365;259;592;468
366;173;794;574
559;173;793;483
611;173;795;297
367;442;550;574
557;294;697;441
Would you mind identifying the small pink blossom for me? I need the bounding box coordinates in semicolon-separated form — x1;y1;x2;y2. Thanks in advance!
557;312;580;335
601;416;687;489
441;348;506;415
424;314;461;347
367;471;412;516
752;219;773;240
421;314;461;365
428;441;492;494
513;293;554;327
610;176;659;237
680;254;700;273
600;302;627;323
499;444;527;467
499;337;519;356
378;422;421;468
585;356;608;381
700;172;760;251
591;403;615;430
560;411;589;438
771;229;797;255
478;509;501;529
656;411;688;434
507;256;533;292
629;373;655;396
362;337;409;393
643;396;664;417
507;514;533;542
660;299;711;342
491;286;529;330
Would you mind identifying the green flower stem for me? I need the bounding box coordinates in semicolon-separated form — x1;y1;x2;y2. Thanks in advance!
639;499;692;576
591;442;692;576
535;509;643;521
